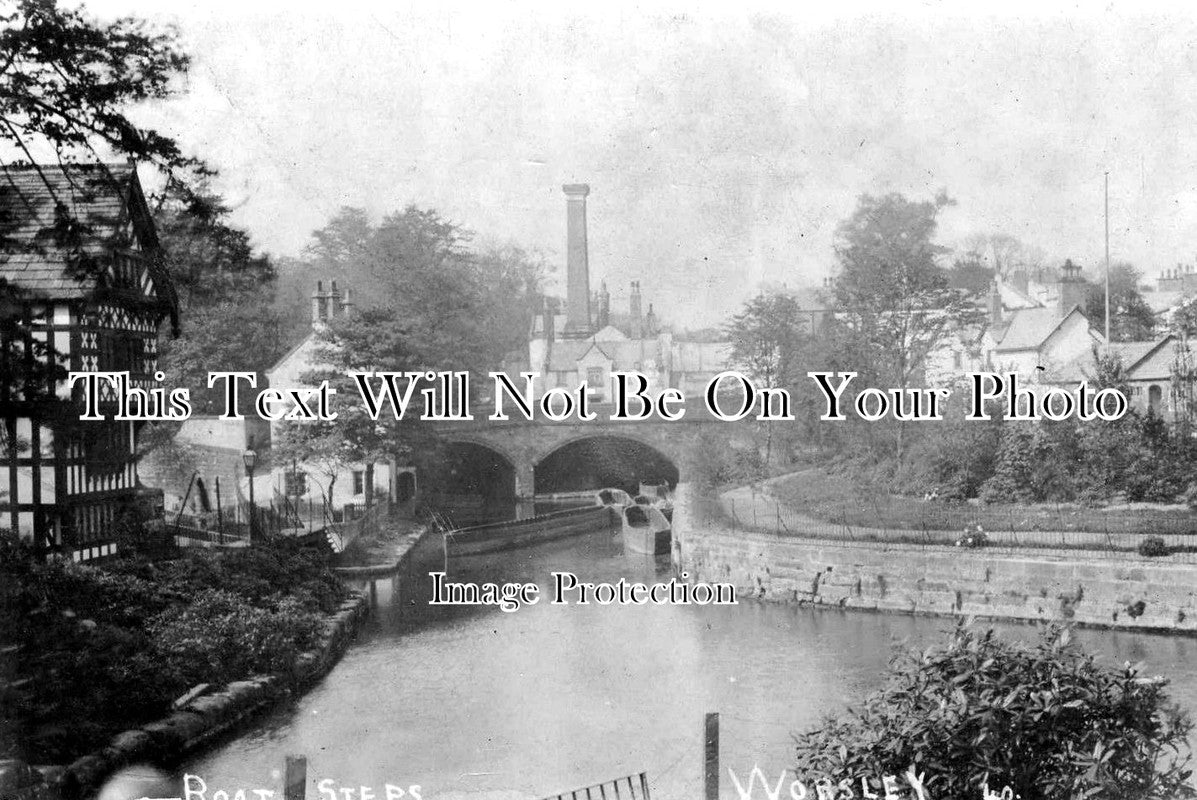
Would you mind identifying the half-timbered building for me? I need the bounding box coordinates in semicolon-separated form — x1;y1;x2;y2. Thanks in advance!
0;163;177;560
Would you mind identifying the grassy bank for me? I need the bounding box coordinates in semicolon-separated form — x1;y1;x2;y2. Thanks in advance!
768;468;1197;537
0;540;348;765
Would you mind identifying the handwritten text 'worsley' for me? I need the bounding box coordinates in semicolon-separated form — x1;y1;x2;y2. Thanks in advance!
67;370;1126;423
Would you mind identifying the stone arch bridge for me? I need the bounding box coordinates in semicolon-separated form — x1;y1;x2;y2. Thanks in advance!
427;400;750;499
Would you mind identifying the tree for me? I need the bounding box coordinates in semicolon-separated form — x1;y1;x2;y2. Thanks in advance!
946;249;993;294
152;182;275;313
150;180;283;416
833;192;983;459
1085;262;1154;342
794;625;1196;800
155;300;286;415
962;232;1045;278
0;0;200;195
725;290;812;389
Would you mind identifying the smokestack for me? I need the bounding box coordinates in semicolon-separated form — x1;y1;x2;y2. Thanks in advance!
630;281;643;338
563;184;592;336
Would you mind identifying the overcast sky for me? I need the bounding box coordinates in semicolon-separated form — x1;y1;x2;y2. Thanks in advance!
82;0;1197;327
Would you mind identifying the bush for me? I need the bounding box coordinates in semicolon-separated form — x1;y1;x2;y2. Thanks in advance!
1137;536;1172;558
150;589;324;686
793;625;1196;800
1;539;346;763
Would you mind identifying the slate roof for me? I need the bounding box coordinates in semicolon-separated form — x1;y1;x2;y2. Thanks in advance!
0;163;175;326
991;306;1087;351
1052;336;1176;383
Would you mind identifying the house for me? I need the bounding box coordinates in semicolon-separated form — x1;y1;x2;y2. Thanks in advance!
0;163;177;559
1052;334;1186;418
263;280;406;512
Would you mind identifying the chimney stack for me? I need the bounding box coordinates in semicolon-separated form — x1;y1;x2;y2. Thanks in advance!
1057;259;1086;316
328;280;341;320
988;279;1002;328
630;280;643;338
563;184;592;336
311;280;327;326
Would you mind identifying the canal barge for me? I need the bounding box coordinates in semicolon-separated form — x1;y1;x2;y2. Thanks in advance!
442;505;615;557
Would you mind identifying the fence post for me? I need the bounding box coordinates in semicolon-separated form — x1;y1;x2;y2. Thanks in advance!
284;755;306;800
215;477;224;545
704;712;719;800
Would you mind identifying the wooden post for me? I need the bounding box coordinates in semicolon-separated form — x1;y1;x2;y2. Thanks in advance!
215;477;224;545
704;712;719;800
284;755;307;800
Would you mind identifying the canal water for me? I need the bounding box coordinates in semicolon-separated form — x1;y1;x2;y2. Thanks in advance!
187;526;1197;800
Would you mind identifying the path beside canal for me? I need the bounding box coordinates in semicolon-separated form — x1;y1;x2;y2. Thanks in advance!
719;471;1192;557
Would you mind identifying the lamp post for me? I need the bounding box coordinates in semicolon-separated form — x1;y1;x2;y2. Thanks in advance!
243;444;258;545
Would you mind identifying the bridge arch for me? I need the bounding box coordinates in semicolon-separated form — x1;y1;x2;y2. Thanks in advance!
425;437;519;505
533;433;680;496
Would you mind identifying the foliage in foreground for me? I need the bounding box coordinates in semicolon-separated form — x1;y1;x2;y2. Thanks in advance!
794;625;1195;800
0;540;347;764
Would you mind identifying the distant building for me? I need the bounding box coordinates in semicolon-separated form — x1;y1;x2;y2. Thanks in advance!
0;163;177;559
924;261;1104;389
527;185;732;401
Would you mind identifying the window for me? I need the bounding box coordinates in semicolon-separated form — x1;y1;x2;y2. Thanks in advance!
284;470;308;497
352;470;365;496
586;367;604;390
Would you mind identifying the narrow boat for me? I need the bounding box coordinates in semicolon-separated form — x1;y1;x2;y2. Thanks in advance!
621;502;671;555
596;487;633;508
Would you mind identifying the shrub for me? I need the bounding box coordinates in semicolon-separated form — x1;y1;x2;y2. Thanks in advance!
149;589;324;686
793;625;1196;800
1137;536;1172;558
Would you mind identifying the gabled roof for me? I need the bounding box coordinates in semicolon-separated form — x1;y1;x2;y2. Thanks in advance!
1052;335;1177;383
991;306;1091;352
998;281;1039;310
1109;338;1173;372
0;163;176;329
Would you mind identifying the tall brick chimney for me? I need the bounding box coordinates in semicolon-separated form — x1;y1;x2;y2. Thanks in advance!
563;183;592;336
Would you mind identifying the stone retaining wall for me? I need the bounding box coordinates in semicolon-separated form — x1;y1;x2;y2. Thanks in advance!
675;488;1197;634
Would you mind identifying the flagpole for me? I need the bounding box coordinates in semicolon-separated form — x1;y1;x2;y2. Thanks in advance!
1105;171;1111;347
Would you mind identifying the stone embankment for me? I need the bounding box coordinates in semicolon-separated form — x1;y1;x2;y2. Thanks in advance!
674;483;1197;635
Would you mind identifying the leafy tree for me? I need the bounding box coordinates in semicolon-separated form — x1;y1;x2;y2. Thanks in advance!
794;624;1196;800
946;249;994;294
0;0;200;196
832;192;983;459
1171;297;1197;339
155;299;286;415
152;182;275;312
725;290;812;388
1086;262;1155;342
